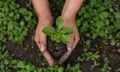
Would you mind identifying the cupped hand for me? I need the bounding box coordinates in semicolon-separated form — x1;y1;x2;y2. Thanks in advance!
62;17;80;52
59;17;80;64
35;17;54;66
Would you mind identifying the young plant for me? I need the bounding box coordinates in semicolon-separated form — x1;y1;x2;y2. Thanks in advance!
43;16;73;44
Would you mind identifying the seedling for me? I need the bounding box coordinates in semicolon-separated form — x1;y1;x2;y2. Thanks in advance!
43;16;73;44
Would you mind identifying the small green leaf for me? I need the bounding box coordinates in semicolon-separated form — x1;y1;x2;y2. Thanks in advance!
42;26;55;36
115;12;120;19
9;12;14;17
61;35;70;44
99;12;109;19
17;61;25;68
58;67;64;72
8;22;14;30
76;19;81;26
20;21;25;26
26;65;31;70
11;60;17;64
4;59;9;65
56;16;64;29
51;34;60;42
62;27;73;35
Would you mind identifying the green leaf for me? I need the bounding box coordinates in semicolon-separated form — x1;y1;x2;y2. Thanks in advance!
42;26;55;36
51;34;61;42
17;61;25;68
99;12;109;19
56;16;64;29
76;19;81;26
20;21;25;26
61;35;70;44
4;59;9;65
115;12;120;19
11;60;18;64
8;22;14;30
62;27;73;35
26;65;32;71
9;12;14;17
58;67;64;72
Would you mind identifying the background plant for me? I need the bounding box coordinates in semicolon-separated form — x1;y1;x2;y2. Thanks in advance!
0;0;36;43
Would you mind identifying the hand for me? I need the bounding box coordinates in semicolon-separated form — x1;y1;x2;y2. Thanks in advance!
63;19;80;51
59;16;80;64
35;17;54;66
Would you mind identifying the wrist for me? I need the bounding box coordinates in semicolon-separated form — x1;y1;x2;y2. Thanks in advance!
61;13;76;22
38;15;53;25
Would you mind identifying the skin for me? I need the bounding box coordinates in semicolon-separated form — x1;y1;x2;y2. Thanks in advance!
32;0;83;66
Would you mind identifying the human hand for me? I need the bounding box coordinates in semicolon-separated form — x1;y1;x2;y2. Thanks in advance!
35;17;54;66
59;16;80;64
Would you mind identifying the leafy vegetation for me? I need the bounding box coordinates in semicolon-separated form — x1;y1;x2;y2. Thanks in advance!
0;0;36;43
0;0;120;72
76;0;120;40
43;16;73;44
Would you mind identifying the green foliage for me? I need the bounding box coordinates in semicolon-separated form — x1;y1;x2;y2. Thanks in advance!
66;64;82;72
76;0;120;40
43;16;73;44
0;0;36;43
101;58;111;72
0;0;120;72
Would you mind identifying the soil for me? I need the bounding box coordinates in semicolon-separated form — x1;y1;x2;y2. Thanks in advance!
6;0;120;72
47;37;67;59
6;29;82;67
113;0;120;9
6;29;120;72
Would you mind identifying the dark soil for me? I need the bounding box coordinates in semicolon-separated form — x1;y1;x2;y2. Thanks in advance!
6;29;83;67
113;0;120;9
47;37;67;59
6;29;120;72
6;0;120;72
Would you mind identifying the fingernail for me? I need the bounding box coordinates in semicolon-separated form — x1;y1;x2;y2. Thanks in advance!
40;44;46;52
67;47;72;52
67;43;73;51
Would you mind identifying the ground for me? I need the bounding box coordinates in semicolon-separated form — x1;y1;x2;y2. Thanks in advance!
6;0;120;72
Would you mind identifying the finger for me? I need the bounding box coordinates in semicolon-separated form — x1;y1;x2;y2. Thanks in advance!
35;30;40;48
39;44;46;53
36;37;54;66
67;34;74;51
59;34;75;65
40;44;54;66
43;50;54;66
58;51;72;65
73;31;80;49
39;29;54;66
39;26;47;46
38;31;46;52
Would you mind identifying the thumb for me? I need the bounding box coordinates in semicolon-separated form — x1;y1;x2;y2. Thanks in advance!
67;35;74;52
67;42;73;52
39;44;46;52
